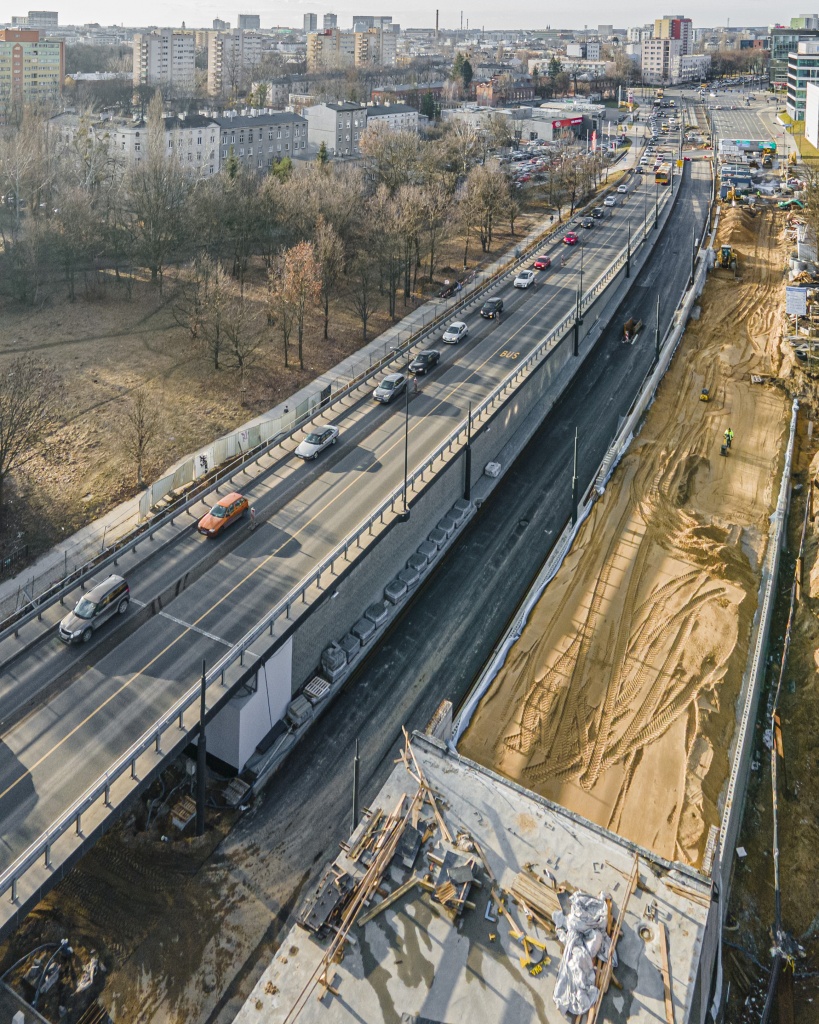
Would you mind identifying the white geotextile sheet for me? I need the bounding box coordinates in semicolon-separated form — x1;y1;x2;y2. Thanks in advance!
553;891;614;1017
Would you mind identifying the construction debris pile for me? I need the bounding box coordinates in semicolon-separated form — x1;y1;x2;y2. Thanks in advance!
288;735;640;1022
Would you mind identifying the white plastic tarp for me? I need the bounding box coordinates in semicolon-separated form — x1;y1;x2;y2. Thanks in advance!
553;891;614;1017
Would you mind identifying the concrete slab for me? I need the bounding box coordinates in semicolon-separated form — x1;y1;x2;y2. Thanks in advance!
234;734;713;1024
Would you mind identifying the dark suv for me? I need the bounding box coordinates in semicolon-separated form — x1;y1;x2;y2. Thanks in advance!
480;297;504;319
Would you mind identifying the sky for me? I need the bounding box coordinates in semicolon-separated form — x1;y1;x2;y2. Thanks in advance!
0;0;783;32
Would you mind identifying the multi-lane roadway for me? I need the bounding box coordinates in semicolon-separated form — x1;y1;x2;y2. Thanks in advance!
0;170;673;873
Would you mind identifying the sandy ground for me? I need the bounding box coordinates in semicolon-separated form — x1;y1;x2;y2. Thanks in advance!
460;206;792;868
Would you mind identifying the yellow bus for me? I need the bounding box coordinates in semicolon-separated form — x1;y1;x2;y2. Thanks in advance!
655;162;671;185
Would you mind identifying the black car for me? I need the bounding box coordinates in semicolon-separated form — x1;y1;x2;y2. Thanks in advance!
480;297;504;319
409;349;441;375
591;207;605;219
580;217;594;228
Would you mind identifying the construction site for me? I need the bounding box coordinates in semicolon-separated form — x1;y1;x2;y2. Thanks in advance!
459;204;791;872
235;203;815;1023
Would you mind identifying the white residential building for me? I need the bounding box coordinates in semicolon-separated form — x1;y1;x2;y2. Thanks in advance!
641;36;682;84
132;28;196;95
207;29;263;97
365;102;418;132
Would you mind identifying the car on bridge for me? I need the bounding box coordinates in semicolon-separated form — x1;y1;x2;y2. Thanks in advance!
579;217;594;229
295;425;340;460
58;574;130;644
409;349;441;375
533;255;552;269
198;492;250;537
513;269;536;288
562;231;579;245
617;183;629;194
373;372;408;403
480;299;504;319
443;320;470;341
603;196;617;207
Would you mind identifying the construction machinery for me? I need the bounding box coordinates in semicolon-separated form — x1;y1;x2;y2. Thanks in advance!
700;387;710;402
719;245;738;270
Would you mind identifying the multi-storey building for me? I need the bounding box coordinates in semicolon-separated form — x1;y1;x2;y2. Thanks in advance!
641;36;682;84
653;14;693;55
213;18;230;30
323;12;337;29
207;28;263;96
237;14;260;30
0;28;63;119
307;28;356;70
132;28;196;95
303;13;317;33
10;10;58;28
365;102;418;132
217;110;308;171
769;25;819;90
305;100;366;157
787;40;819;118
354;28;396;66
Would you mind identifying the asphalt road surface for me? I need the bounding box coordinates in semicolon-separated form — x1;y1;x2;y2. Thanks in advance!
205;160;713;1023
0;176;674;870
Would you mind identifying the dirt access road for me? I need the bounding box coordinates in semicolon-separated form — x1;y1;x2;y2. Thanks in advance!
460;205;791;868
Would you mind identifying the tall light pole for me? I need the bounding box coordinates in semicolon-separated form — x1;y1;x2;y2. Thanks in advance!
626;219;632;278
402;378;410;516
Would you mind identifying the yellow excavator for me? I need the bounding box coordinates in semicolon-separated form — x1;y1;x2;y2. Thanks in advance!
719;245;738;270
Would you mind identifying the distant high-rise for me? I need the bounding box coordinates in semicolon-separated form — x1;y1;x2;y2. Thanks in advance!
323;12;337;29
304;12;317;32
237;14;260;29
653;14;693;55
0;28;62;120
213;17;230;29
10;10;58;28
133;27;196;95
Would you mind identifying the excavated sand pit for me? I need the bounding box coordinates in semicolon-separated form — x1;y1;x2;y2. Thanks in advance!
460;207;792;867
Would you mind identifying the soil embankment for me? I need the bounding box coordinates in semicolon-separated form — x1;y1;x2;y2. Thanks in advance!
461;206;791;867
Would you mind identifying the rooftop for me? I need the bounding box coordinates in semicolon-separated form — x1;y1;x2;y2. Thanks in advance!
234;731;713;1024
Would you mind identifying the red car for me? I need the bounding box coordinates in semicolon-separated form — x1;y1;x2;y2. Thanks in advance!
563;232;579;245
533;256;552;270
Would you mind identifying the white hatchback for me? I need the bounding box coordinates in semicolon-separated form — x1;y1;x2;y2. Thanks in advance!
295;424;340;460
442;321;469;344
513;270;536;289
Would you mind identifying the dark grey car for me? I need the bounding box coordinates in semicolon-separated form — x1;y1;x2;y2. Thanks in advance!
59;574;130;644
409;349;441;375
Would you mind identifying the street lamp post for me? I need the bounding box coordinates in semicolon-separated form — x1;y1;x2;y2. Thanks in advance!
402;379;410;516
654;179;659;228
626;220;632;278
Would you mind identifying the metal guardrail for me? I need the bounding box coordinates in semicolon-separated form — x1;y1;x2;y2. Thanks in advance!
0;183;672;909
0;188;625;645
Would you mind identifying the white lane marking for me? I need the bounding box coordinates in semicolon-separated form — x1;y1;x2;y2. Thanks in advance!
158;610;232;648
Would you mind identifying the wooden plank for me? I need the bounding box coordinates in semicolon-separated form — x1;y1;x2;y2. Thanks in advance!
357;876;419;926
659;922;674;1024
587;854;640;1024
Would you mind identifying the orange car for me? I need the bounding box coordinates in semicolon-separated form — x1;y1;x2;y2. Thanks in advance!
198;492;249;537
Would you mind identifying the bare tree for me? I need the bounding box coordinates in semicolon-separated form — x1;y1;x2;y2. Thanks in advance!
347;256;378;341
0;356;62;509
125;90;192;289
199;256;232;369
314;216;345;340
121;389;162;488
223;294;262;404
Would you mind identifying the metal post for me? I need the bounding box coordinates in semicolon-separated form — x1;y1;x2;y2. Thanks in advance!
571;428;579;525
690;228;696;287
655;294;661;364
196;659;207;837
654;182;659;228
626;220;631;278
464;403;473;501
352;739;360;835
402;376;410;517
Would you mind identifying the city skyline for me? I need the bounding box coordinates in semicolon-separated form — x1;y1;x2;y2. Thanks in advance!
0;0;780;32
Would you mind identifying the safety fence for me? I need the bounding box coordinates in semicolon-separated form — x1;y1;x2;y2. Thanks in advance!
1;180;672;641
0;186;676;909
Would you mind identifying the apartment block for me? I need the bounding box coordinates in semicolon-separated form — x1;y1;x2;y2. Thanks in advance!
641;36;682;83
305;100;366;157
10;10;58;28
323;12;337;28
306;28;355;70
365;102;418;132
217;110;308;171
132;28;196;95
237;14;260;29
207;28;263;97
653;14;693;55
354;28;396;66
303;13;317;32
0;28;63;117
